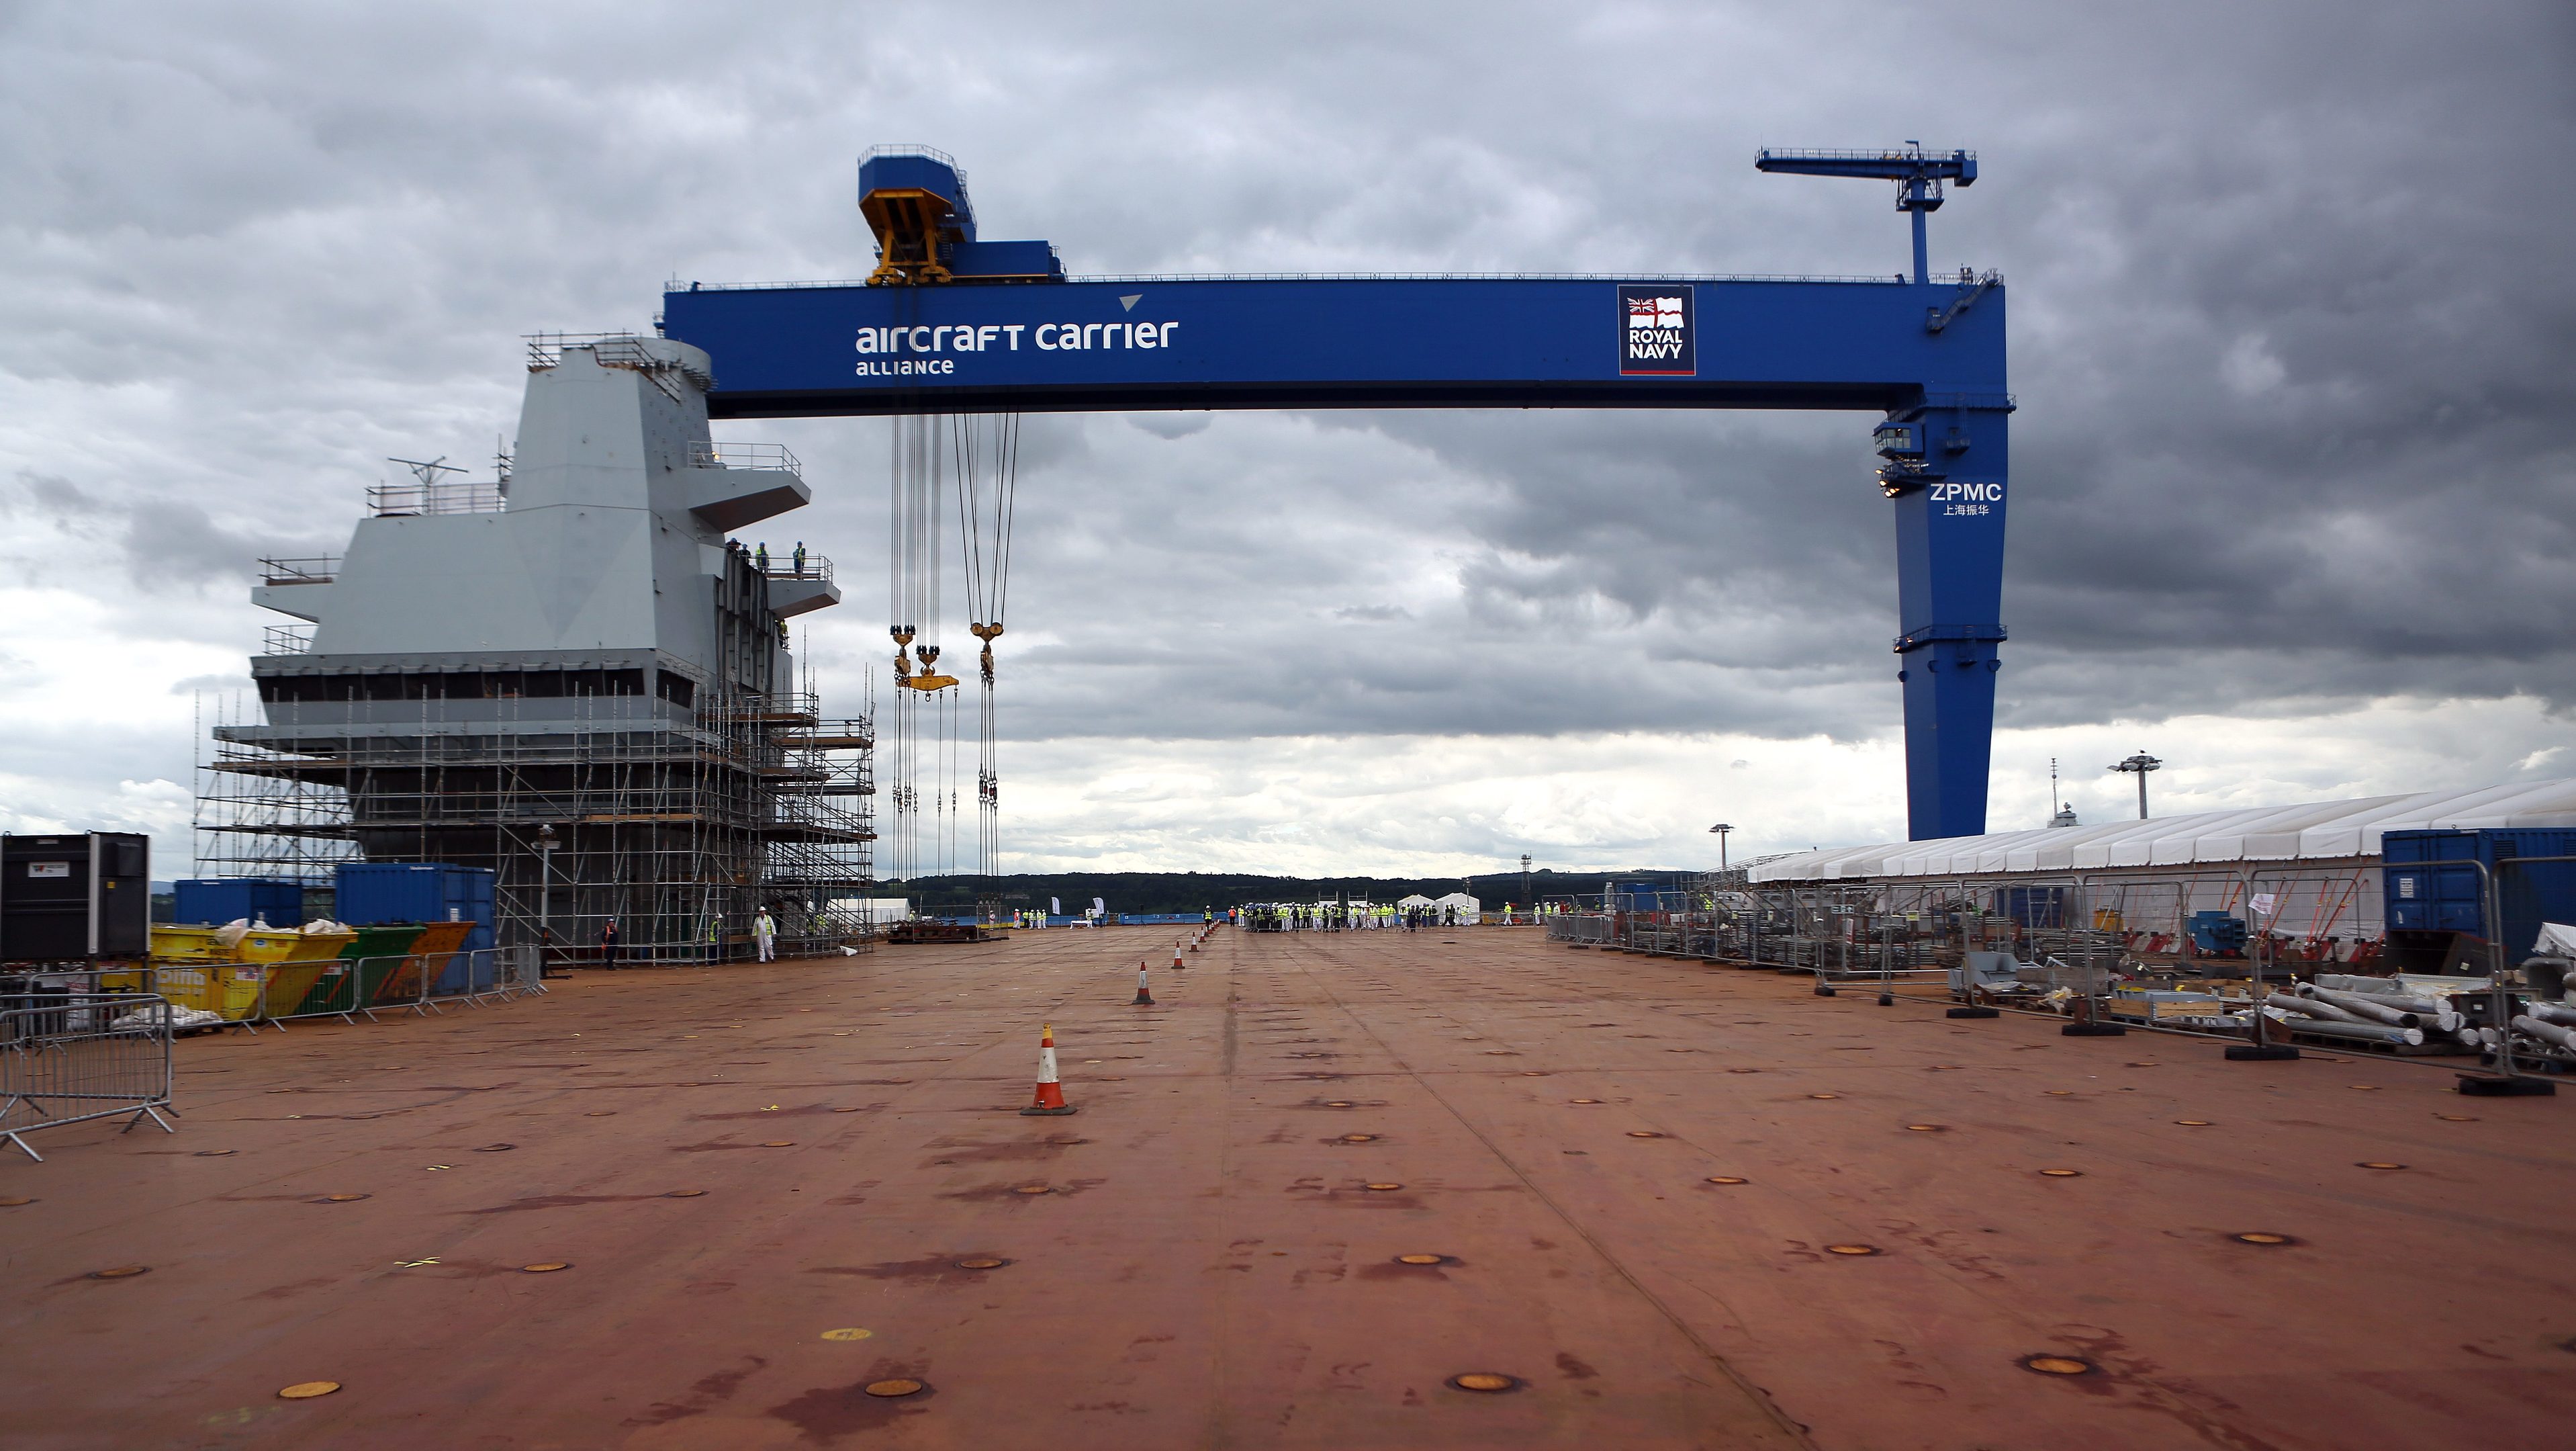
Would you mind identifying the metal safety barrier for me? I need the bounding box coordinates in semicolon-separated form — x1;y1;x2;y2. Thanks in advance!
1547;913;1614;945
1;992;177;1163
240;947;523;1032
508;944;547;996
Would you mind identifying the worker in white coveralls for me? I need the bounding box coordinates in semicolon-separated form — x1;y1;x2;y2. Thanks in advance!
753;908;776;962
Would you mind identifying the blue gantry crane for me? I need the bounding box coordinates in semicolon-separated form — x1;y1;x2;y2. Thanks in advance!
659;145;2013;840
1756;142;1977;285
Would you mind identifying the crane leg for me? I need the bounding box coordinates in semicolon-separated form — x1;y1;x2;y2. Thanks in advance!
1888;402;2009;839
1911;208;1929;285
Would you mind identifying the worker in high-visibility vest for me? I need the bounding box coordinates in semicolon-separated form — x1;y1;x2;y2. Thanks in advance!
754;908;777;962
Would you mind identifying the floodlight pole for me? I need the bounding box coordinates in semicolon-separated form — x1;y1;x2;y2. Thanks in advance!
2109;754;2162;820
1709;824;1733;871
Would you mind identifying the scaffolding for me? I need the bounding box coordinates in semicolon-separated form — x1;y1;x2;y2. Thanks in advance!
199;541;875;966
196;682;874;964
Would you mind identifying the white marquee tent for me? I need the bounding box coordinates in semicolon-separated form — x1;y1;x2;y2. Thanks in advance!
1749;779;2576;884
1743;779;2576;942
1434;892;1482;924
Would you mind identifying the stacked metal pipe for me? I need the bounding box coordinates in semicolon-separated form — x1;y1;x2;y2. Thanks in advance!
2514;999;2576;1054
2261;994;2424;1047
2301;975;2497;1049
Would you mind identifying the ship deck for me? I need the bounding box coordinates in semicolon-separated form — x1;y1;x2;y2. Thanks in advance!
5;925;2571;1449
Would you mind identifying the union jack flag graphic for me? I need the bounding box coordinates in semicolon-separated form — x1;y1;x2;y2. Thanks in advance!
1628;296;1686;331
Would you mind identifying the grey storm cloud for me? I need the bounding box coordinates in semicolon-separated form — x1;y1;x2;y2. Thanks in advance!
0;0;2571;868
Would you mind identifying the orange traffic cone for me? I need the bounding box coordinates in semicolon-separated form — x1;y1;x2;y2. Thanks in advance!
1021;1024;1077;1116
1172;942;1187;972
1132;963;1154;1006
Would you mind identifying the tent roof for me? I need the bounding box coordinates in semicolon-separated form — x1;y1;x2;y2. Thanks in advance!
1748;777;2576;883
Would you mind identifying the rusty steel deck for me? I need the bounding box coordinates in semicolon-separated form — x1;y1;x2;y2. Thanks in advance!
5;926;2572;1449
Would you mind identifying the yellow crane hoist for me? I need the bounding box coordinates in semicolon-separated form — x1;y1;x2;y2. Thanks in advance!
903;637;958;693
971;621;1003;685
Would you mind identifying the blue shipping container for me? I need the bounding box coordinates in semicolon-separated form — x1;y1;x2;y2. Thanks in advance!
2381;828;2576;959
332;863;496;953
173;877;304;927
1996;886;2066;928
436;947;501;998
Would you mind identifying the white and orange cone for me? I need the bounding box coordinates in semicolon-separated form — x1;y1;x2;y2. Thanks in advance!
1132;963;1155;1006
1020;1023;1078;1116
1172;941;1187;972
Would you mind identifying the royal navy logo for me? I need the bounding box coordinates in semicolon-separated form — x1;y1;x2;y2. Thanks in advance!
1618;284;1696;376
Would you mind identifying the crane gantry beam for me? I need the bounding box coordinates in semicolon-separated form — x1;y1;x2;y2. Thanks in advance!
656;146;2013;840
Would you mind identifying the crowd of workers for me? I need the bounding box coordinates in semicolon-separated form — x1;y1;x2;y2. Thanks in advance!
575;897;1534;963
1241;902;1487;932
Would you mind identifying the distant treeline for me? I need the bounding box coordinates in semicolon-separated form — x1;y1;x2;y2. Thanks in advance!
877;869;1694;916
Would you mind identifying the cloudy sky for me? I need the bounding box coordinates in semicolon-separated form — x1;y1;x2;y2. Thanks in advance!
2;1;2571;880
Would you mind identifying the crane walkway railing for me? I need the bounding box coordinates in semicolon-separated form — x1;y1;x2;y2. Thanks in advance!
690;441;803;477
258;556;341;584
758;554;832;584
673;270;1921;293
367;479;504;517
1755;146;1978;164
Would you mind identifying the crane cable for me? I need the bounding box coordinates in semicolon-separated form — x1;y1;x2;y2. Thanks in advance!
953;412;1020;877
887;411;1016;881
886;415;918;879
887;412;960;879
